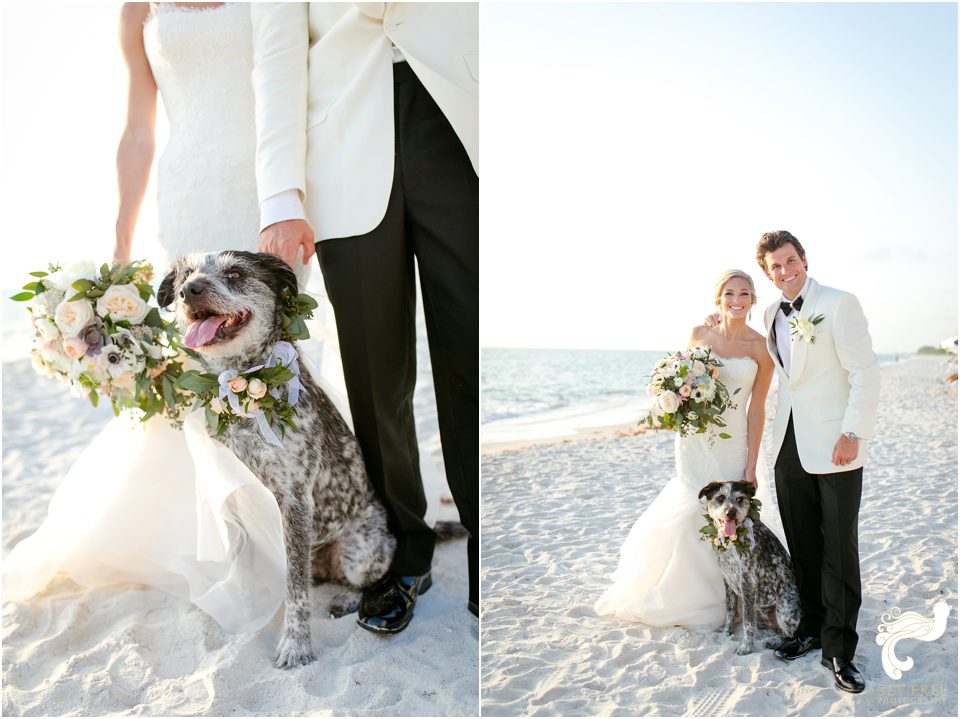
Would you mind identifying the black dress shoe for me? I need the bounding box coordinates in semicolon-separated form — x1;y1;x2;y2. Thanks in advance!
357;572;432;634
468;599;479;617
821;656;865;694
773;634;822;661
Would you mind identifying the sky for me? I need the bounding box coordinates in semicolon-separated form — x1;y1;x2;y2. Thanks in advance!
481;2;958;354
1;3;166;281
0;3;956;357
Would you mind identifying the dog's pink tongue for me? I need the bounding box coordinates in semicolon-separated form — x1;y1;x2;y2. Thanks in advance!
723;520;738;538
183;316;229;349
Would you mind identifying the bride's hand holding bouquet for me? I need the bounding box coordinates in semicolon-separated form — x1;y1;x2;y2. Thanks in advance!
644;345;740;441
12;260;191;424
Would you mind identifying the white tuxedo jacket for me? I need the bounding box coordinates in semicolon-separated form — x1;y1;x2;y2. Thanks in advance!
251;2;479;242
764;278;880;475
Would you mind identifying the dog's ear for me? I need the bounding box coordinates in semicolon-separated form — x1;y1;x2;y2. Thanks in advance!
698;482;723;501
157;268;177;309
732;481;757;498
238;251;299;299
265;254;299;300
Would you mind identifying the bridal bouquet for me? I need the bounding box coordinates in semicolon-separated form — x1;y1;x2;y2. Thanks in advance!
12;260;190;424
643;346;739;439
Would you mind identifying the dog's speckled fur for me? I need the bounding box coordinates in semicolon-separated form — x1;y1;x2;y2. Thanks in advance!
698;480;801;655
160;251;395;669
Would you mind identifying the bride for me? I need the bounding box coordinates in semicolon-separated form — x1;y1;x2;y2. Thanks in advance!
4;3;318;632
594;269;785;628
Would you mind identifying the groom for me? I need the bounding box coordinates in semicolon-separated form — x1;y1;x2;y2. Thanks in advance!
249;4;478;633
758;231;880;693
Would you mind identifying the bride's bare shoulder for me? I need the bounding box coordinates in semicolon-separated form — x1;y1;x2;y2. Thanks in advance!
744;330;773;367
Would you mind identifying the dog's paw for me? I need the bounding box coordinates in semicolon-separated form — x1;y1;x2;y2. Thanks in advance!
274;634;316;669
329;590;361;618
734;642;754;656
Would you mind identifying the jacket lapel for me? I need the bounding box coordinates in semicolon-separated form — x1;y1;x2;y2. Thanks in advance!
765;302;785;372
788;277;820;381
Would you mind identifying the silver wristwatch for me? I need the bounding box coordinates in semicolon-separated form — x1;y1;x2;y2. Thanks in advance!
842;432;860;443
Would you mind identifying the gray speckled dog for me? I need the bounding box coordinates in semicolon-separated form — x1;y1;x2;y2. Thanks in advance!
159;251;395;669
698;480;801;655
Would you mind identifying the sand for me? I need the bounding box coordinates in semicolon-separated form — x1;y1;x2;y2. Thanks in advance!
480;356;957;717
1;356;478;717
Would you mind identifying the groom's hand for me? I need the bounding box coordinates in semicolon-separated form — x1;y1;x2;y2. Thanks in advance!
831;435;859;467
259;219;316;268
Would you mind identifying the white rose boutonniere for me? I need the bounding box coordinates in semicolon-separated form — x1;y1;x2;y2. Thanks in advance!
789;313;825;344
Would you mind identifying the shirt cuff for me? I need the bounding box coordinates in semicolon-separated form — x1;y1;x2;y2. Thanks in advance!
260;189;306;232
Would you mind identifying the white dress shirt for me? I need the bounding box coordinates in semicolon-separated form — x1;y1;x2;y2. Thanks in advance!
774;275;812;376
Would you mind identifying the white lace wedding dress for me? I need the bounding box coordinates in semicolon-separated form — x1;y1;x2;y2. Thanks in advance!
3;4;300;633
594;357;786;629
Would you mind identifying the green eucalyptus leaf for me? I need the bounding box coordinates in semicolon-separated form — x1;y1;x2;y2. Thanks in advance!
10;291;34;302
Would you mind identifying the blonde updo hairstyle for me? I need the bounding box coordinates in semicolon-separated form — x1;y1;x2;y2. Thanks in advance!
714;269;757;310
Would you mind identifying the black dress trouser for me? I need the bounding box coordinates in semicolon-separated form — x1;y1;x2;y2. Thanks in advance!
315;61;479;605
774;414;862;660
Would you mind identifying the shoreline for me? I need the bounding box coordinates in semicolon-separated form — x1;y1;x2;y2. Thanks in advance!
481;353;946;455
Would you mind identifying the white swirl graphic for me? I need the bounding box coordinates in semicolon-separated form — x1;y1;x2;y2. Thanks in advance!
876;602;950;680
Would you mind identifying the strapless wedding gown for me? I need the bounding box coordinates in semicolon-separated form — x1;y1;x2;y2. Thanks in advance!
3;4;296;632
594;357;786;629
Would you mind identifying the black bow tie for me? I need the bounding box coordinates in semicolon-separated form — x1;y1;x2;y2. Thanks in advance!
780;296;803;315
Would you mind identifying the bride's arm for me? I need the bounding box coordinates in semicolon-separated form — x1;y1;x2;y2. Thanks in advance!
745;349;774;487
114;3;157;263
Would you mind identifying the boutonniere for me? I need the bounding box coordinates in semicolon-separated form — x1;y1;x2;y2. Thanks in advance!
699;498;762;558
789;313;825;344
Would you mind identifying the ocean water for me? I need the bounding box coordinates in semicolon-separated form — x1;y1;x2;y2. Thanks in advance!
481;347;910;445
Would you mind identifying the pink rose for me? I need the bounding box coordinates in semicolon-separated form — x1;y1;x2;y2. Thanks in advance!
227;376;247;393
62;336;89;359
678;385;692;398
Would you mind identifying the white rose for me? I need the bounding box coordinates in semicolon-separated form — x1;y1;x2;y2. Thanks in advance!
97;284;150;324
46;261;97;292
247;378;267;399
692;361;706;376
54;299;95;338
673;376;684;388
658;391;680;414
36;318;60;342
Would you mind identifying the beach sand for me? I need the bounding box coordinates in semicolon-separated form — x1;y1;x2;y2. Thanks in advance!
480;356;957;716
1;357;478;717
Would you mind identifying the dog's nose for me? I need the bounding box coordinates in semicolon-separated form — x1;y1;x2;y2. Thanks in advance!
180;280;209;300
